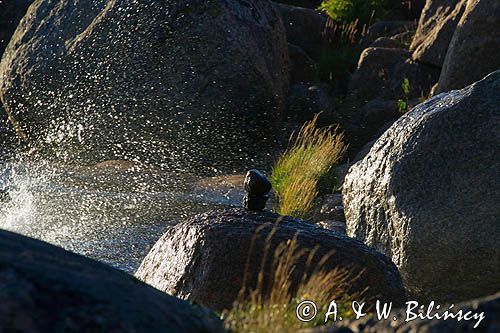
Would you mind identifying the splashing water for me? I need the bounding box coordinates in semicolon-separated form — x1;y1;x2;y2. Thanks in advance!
0;153;224;273
0;0;285;274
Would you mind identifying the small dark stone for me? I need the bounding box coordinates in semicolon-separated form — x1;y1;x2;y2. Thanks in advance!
244;169;272;196
243;193;269;212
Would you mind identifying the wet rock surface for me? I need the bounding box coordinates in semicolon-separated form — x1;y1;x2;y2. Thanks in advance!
0;107;17;159
343;71;500;302
136;208;407;312
0;229;225;332
190;173;246;207
0;0;289;172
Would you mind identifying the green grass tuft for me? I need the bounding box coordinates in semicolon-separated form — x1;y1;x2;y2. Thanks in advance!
270;115;346;219
397;77;411;113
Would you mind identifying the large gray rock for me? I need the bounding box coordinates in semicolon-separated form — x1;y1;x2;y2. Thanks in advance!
0;229;225;332
436;0;500;93
410;0;467;67
0;0;289;172
136;208;407;312
0;0;33;57
343;71;500;302
305;292;500;333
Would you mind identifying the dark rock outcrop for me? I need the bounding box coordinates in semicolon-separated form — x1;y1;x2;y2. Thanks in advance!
274;0;322;9
288;43;318;84
0;0;33;57
390;58;440;99
305;292;500;333
136;208;407;312
360;21;416;49
275;3;329;59
410;0;467;67
0;229;225;332
348;47;438;104
343;71;500;302
0;0;289;172
349;47;412;102
311;193;347;234
357;98;400;138
436;0;500;92
369;37;404;49
286;83;336;123
384;0;427;20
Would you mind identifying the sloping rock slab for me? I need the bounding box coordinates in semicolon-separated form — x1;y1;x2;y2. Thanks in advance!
0;230;225;332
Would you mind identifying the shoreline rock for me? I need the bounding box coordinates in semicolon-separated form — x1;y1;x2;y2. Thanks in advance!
0;229;225;332
136;208;407;312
